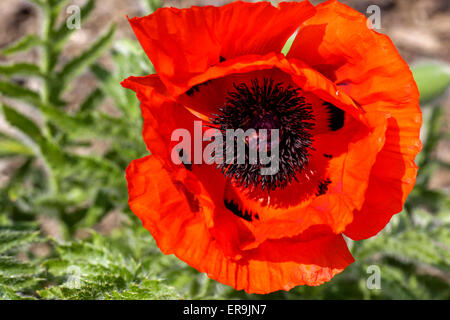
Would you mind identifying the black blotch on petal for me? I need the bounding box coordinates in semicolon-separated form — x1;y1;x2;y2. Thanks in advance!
186;80;213;97
316;178;331;196
219;56;226;62
224;199;253;222
324;102;344;131
178;149;192;171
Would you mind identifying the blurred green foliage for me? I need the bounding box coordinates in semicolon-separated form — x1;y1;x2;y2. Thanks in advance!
0;0;449;300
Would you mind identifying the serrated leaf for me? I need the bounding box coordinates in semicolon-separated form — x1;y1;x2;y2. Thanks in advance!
413;62;450;104
79;88;104;113
0;63;42;77
104;279;180;300
1;35;42;56
40;105;95;137
1;104;42;140
91;64;128;110
53;0;96;46
1;104;65;168
0;136;34;158
0;256;41;277
0;228;39;254
0;225;43;299
56;25;115;94
39;234;181;300
0;283;24;300
355;212;450;278
0;81;42;107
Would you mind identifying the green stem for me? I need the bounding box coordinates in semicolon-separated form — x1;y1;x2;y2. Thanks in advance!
41;4;55;105
40;3;59;195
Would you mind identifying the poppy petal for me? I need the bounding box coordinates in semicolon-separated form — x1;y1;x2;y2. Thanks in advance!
128;1;315;95
288;0;422;240
126;155;354;293
230;111;388;251
121;75;209;164
169;52;364;123
121;59;386;251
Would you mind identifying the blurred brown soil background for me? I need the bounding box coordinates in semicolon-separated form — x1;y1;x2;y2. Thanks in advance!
0;0;449;190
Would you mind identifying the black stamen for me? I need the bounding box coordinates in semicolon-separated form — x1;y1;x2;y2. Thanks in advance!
323;154;333;159
219;56;226;62
324;102;345;131
211;78;315;191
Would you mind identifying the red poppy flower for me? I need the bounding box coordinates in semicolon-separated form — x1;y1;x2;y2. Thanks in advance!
122;0;422;294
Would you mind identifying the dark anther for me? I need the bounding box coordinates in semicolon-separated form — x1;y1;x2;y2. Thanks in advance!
211;78;315;191
323;154;333;159
324;102;344;131
219;56;226;62
224;199;253;222
316;178;331;196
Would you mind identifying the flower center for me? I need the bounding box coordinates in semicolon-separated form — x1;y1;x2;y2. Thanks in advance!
210;78;315;191
245;112;281;152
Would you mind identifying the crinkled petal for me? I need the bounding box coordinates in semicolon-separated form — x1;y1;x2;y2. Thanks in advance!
126;155;354;294
287;0;421;240
128;1;315;95
121;55;386;252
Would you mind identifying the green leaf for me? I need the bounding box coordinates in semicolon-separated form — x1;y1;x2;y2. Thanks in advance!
0;81;42;107
141;0;162;12
1;35;42;56
413;62;450;104
104;279;180;300
282;32;296;56
416;106;444;186
40;104;125;141
0;225;43;299
0;63;42;77
33;0;69;11
56;25;116;94
0;255;40;276
79;88;104;113
1;104;65;168
0;134;34;158
0;284;24;300
53;0;96;46
38;234;181;300
91;64;128;109
70;154;122;178
0;227;39;254
1;104;42;140
40;105;95;137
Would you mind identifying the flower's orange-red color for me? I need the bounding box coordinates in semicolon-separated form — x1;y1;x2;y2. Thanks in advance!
122;0;422;294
